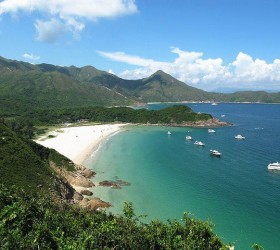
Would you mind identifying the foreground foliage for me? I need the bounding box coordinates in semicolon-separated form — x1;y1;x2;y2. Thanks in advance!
0;185;226;250
0;121;75;194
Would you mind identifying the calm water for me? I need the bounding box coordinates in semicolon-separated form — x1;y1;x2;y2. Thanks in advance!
84;103;280;249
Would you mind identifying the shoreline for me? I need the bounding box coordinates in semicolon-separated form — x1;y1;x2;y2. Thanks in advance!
146;101;280;105
35;123;128;209
35;119;228;165
35;120;228;210
36;123;127;165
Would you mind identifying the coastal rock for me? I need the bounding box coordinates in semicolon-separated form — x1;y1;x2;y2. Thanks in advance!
80;197;111;210
180;118;231;127
115;180;131;186
75;165;86;171
142;118;231;128
68;175;95;188
49;161;95;188
99;179;131;189
73;191;83;201
99;180;120;188
75;165;96;178
81;169;96;178
80;190;93;196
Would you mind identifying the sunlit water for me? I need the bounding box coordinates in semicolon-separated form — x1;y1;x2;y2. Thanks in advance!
84;103;280;249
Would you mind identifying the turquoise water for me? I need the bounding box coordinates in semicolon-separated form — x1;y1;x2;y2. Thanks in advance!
84;103;280;249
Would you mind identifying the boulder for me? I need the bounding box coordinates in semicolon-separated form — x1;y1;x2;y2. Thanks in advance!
99;180;120;188
80;190;93;196
80;198;111;210
81;169;96;178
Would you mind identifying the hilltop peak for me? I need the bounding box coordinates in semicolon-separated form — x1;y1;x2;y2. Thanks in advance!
146;70;177;83
152;70;171;77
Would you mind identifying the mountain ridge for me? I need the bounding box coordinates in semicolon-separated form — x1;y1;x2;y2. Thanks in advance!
0;56;279;116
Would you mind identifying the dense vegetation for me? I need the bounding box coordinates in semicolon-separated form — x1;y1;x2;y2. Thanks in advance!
0;56;279;117
0;121;74;194
0;185;227;249
20;105;212;126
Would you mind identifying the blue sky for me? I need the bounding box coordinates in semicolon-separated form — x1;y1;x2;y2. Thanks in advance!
0;0;280;92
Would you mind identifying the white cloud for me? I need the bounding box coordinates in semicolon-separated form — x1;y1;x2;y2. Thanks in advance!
35;18;65;42
0;0;138;41
99;48;280;91
22;52;40;61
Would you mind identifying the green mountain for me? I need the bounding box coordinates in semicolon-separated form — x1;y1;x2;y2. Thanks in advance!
133;70;212;102
0;56;279;117
0;57;132;116
66;67;212;102
213;90;280;103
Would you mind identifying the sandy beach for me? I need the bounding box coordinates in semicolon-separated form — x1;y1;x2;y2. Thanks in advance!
36;124;127;165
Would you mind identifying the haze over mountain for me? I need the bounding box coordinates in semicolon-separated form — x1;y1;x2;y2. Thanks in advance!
0;56;279;116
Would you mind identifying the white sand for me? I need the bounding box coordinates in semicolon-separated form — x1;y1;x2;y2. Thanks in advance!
35;124;127;165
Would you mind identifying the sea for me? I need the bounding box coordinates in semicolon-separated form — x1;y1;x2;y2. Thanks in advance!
84;103;280;250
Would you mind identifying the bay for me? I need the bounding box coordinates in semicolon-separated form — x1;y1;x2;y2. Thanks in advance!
84;103;280;249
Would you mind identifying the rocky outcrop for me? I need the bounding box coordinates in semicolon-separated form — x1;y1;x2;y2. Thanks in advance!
80;190;93;196
66;174;95;188
80;197;111;210
144;118;231;128
50;161;95;188
99;179;130;189
141;118;232;128
181;118;231;127
76;165;96;178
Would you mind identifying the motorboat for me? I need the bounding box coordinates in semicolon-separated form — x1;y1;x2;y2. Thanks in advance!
221;114;225;117
208;129;216;133
167;131;171;135
211;102;218;106
235;134;245;139
186;135;192;140
194;141;205;146
210;149;222;157
267;162;280;170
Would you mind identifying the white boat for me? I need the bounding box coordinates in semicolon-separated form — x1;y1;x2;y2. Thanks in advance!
210;149;222;157
235;134;245;139
267;162;280;170
221;115;225;117
167;131;171;135
186;135;192;140
208;129;216;133
194;141;205;146
211;102;218;106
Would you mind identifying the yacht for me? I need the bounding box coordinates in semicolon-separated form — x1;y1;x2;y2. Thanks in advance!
210;149;222;157
235;134;245;139
208;129;216;133
167;131;171;135
211;102;218;106
194;141;205;146
267;162;280;170
186;135;192;140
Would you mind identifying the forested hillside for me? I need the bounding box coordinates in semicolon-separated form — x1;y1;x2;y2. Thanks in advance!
1;56;279;117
